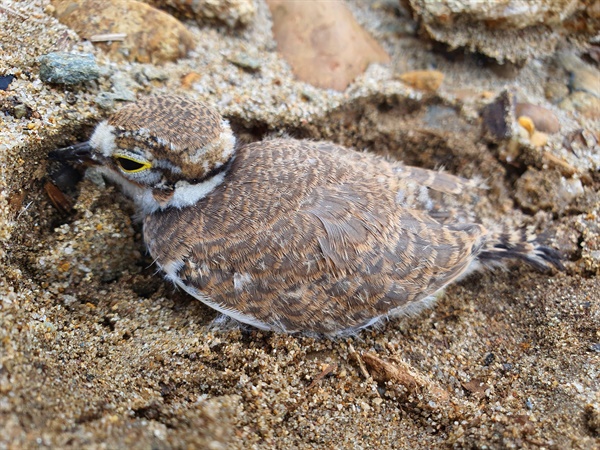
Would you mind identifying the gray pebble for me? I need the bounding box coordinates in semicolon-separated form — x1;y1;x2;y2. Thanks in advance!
228;53;261;73
13;104;29;119
133;66;169;85
95;92;115;110
38;52;100;85
109;73;137;101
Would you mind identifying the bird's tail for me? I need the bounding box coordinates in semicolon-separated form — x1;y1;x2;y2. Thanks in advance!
477;227;564;272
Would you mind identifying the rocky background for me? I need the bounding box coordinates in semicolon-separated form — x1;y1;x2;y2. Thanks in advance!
1;0;599;448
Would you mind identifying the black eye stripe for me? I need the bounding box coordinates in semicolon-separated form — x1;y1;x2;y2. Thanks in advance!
116;157;145;171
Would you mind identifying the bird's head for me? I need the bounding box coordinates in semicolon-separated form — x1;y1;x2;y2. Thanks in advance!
50;95;236;214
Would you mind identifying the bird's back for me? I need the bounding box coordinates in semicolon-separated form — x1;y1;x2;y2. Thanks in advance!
144;138;488;334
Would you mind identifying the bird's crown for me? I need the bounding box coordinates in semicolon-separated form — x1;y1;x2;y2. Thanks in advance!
51;95;237;214
91;95;236;181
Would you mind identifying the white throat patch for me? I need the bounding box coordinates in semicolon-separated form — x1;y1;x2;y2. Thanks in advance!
167;172;226;210
94;167;227;216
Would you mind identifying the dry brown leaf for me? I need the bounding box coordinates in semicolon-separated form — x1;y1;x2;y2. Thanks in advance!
461;378;489;397
181;72;202;90
266;0;390;91
398;70;444;92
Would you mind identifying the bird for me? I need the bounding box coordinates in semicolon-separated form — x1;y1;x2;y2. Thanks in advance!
50;95;563;336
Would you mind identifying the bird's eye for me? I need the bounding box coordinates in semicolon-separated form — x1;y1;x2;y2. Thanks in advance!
114;155;152;173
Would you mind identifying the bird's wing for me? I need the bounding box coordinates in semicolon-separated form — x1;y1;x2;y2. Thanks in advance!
146;139;486;333
300;181;486;300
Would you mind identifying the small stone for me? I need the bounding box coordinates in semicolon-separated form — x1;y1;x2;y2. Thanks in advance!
0;75;15;90
142;66;169;81
0;96;33;120
111;89;136;102
93;73;136;107
96;93;115;110
13;104;29;119
38;52;100;85
134;66;169;84
109;73;137;101
398;70;444;92
515;103;560;134
228;53;262;73
525;398;534;410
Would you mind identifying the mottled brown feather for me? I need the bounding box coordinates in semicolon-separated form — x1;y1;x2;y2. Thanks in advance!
108;96;222;152
144;139;487;334
108;96;230;179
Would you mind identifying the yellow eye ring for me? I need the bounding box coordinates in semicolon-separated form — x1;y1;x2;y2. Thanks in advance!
113;155;152;173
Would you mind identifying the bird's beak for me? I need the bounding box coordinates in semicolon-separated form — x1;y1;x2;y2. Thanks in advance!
48;141;101;166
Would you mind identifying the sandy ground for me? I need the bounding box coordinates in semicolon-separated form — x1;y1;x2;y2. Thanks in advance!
1;1;599;448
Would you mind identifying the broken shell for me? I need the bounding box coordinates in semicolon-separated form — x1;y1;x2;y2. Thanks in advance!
518;115;535;136
530;131;549;148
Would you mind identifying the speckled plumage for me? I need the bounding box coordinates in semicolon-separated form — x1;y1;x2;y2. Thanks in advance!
52;95;563;335
102;95;235;180
145;138;489;334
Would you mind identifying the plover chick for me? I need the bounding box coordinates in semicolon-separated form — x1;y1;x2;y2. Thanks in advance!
50;95;563;336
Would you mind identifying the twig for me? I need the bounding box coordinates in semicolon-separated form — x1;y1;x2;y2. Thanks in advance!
89;33;127;43
348;344;370;380
16;201;33;220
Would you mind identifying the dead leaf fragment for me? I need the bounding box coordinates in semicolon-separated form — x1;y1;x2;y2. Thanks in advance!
461;378;489;398
398;70;444;92
307;363;337;390
362;352;449;409
363;352;419;388
181;72;202;90
44;180;74;214
7;190;26;214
